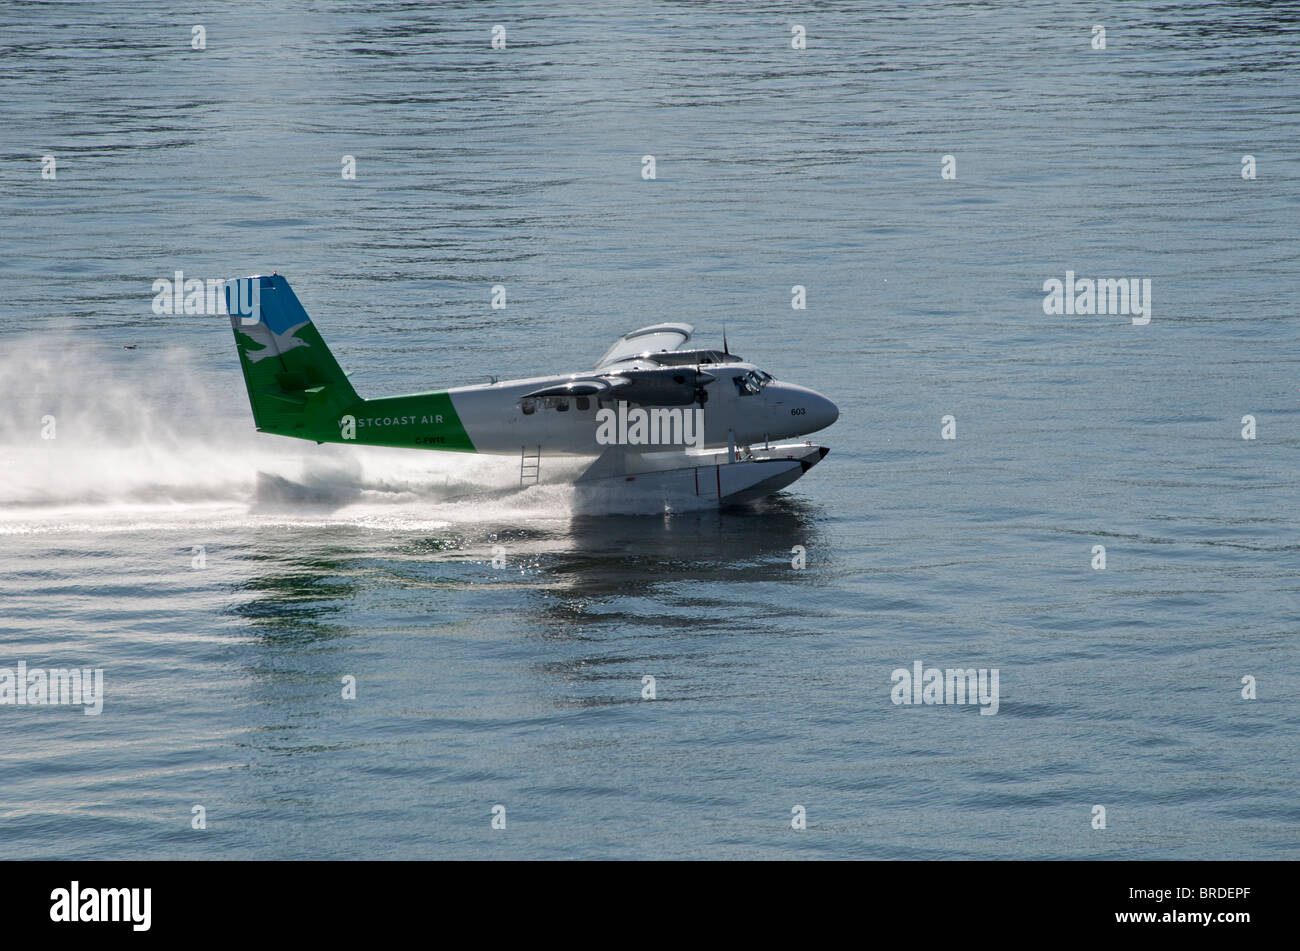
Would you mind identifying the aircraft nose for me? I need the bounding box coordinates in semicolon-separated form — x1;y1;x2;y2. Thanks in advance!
809;390;839;433
778;384;838;435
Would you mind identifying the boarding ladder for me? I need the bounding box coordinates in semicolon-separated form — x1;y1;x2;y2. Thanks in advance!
519;445;541;487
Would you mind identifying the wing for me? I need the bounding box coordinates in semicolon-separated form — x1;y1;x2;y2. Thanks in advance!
521;367;716;406
594;323;693;370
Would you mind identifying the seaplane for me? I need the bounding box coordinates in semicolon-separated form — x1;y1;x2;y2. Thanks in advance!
223;274;839;509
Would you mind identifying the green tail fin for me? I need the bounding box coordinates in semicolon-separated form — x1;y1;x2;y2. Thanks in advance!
225;274;360;441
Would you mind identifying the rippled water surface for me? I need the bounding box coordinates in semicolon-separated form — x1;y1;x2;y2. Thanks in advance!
1;1;1297;859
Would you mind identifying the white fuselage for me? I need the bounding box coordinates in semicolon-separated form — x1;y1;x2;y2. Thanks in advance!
444;360;839;455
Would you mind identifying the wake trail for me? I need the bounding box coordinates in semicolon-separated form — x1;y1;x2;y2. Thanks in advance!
0;337;590;534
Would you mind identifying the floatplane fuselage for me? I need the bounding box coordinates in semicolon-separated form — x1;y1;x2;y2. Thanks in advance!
225;275;839;507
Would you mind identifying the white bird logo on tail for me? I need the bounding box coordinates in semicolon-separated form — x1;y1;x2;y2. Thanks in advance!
235;318;311;363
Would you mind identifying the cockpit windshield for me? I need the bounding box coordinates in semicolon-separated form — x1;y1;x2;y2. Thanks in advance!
733;369;774;395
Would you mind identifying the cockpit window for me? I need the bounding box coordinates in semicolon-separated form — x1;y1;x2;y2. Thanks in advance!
733;369;773;396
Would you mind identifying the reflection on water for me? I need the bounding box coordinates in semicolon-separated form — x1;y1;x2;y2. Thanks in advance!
231;495;826;637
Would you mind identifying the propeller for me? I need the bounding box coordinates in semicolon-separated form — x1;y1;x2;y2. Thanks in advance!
694;368;711;406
